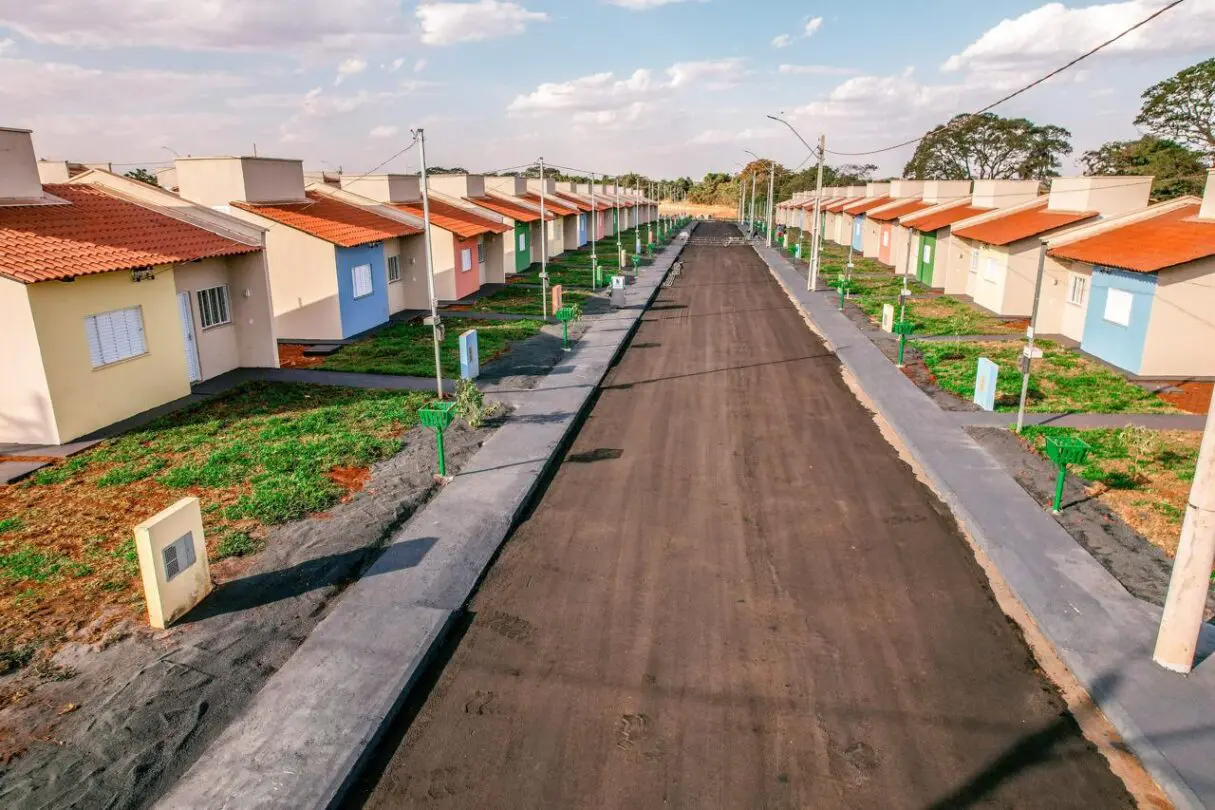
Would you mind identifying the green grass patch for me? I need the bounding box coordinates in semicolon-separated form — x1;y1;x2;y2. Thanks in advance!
464;286;591;316
215;529;261;560
0;546;91;583
0;517;22;535
320;317;545;378
919;341;1177;413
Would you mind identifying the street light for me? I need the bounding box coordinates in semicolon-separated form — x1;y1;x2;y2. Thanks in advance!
745;148;775;248
767;113;826;292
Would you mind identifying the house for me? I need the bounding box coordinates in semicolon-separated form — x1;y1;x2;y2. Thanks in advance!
524;178;582;252
882;180;973;277
841;183;892;257
597;181;622;236
864;181;928;267
923;180;1042;294
462;175;550;272
1035;170;1215;376
554;182;612;245
951;176;1152;318
551;182;594;248
0;128;277;445
175;156;424;340
342;172;511;299
826;186;866;245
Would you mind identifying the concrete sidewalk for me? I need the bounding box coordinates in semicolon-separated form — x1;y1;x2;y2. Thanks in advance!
154;229;693;810
755;242;1215;810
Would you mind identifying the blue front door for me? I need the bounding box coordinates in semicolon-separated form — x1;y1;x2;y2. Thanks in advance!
852;216;864;251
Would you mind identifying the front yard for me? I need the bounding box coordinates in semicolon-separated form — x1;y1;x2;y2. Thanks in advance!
320;317;546;378
454;285;591;317
0;382;434;662
917;340;1179;413
1019;426;1198;556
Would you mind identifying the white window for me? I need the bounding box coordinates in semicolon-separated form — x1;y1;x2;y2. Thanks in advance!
970;248;979;274
387;255;401;283
351;263;373;299
461;247;473;272
477;239;485;265
1068;274;1087;306
1103;288;1133;326
196;285;231;329
518;232;527;252
983;256;1000;283
85;306;147;368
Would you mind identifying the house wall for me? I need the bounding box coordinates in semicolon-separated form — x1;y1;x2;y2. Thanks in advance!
0;128;43;199
895;228;918;277
562;215;579;251
971;244;1012;312
175;157;306;206
547;215;564;257
482;232;506;284
1080;267;1158;374
0;279;58;444
943;236;977;295
878;222;894;266
388;233;430;313
334;243;390;338
863;217;882;258
1036;257;1090;341
429;227;458;301
27;266;192;444
998;240;1043;317
1047;176;1152;216
172;254;277;380
1140;256;1215;376
530;221;544;263
451;234;481;300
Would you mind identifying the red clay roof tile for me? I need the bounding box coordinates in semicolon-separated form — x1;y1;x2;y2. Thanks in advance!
953;199;1097;246
1048;204;1215;273
905;204;993;233
392;198;510;239
232;191;419;247
867;199;932;222
466;195;551;222
0;184;259;284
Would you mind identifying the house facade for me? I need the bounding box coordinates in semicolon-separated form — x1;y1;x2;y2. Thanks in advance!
864;180;928;268
843;183;892;257
828;186;866;246
524;178;580;253
932;180;1041;294
0;128;277;445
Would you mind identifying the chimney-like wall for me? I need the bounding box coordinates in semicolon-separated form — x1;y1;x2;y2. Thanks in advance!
844;185;866;198
1200;169;1215;220
176;156;306;207
922;180;972;204
37;160;73;184
483;176;525;197
340;174;419;203
0;128;45;200
864;182;891;198
1047;176;1152;217
526;178;557;195
429;173;487;199
888;180;925;198
971;179;1040;209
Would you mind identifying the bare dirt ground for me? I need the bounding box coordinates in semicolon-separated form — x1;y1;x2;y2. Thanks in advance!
351;222;1135;809
0;325;582;810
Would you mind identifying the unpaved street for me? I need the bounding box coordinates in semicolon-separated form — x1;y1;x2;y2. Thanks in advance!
351;222;1133;809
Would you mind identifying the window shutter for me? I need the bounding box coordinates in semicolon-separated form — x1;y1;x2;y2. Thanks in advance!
85;317;105;367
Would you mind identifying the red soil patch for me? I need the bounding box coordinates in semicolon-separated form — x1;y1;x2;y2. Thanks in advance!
277;344;326;370
327;466;371;502
1156;381;1213;414
0;456;62;463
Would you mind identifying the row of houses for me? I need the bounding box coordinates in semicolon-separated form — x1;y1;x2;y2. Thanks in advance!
776;171;1215;380
0;127;657;446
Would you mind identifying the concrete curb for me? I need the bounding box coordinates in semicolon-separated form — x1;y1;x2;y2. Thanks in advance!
154;227;694;810
754;242;1215;810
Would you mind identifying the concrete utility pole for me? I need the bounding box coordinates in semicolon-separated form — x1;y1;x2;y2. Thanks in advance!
1155;393;1215;674
590;171;598;284
539;157;549;318
1015;246;1048;434
414;128;443;399
808;134;826;292
749;172;758;238
765;159;775;248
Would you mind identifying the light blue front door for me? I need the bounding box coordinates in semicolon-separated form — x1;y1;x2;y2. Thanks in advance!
852;216;864;251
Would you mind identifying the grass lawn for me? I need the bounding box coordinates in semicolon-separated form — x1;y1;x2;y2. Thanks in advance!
510;264;596;289
0;383;432;658
1019;426;1197;556
460;285;591;316
321;317;546;378
917;340;1178;413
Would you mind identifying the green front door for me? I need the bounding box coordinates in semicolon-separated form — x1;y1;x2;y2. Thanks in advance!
611;208;619;234
917;231;937;285
514;222;530;272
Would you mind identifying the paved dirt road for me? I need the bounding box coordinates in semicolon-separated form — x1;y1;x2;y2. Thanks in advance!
351;222;1134;809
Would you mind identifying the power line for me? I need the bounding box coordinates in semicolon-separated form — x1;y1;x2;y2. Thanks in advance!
825;0;1189;158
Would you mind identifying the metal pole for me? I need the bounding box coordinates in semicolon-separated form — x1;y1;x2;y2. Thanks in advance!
808;134;825;292
539;157;548;319
1016;245;1048;433
415;128;444;399
766;160;775;247
590;172;598;287
1154;392;1215;673
749;173;757;238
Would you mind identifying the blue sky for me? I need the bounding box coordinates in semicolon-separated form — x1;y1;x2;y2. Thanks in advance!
1;0;1212;180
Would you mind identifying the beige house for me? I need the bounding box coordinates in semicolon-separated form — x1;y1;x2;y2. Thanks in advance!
524;178;582;252
951;176;1153;317
830;185;869;247
0;128;276;445
864;180;928;268
888;180;972;276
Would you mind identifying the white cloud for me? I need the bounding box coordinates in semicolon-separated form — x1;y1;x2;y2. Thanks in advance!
414;58;428;72
301;87;410;117
778;64;858;76
771;14;824;51
605;0;706;7
943;0;1215;74
794;67;963;122
334;56;367;85
771;34;792;48
0;58;248;104
0;37;13;54
0;0;409;53
803;16;823;36
416;1;547;46
387;57;405;72
689;127;779;145
370;124;400;139
666;58;745;89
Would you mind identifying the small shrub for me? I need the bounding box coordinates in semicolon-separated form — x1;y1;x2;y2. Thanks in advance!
215;530;260;560
453;379;503;429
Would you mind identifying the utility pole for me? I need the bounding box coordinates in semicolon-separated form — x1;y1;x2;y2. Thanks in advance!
1154;393;1215;674
414;128;444;399
539;157;548;318
808;134;826;292
749;172;758;238
765;159;775;248
1015;245;1047;433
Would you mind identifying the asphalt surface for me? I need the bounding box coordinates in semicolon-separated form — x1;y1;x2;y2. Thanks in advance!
350;222;1134;809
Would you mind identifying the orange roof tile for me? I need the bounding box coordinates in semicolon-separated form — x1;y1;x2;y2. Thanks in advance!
521;193;579;217
953;199;1096;246
826;197;863;213
553;191;592;212
905;204;993;233
392;198;510;239
466;195;550;222
233;191;418;248
844;196;893;215
0;184;259;284
1048;204;1215;273
555;191;609;212
868;199;932;223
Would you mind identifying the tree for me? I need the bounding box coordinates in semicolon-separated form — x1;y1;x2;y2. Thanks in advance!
1136;58;1215;161
1080;136;1207;201
903;113;1072;181
428;166;469;175
124;168;159;186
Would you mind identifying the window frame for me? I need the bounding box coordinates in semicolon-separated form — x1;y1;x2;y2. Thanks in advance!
351;263;374;299
84;306;148;369
460;247;473;273
1067;274;1087;307
196;284;232;330
387;255;401;284
1103;288;1134;327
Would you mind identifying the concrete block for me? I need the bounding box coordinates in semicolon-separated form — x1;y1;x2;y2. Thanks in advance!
134;497;211;629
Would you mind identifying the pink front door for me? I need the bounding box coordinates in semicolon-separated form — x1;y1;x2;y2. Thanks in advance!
879;223;894;266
